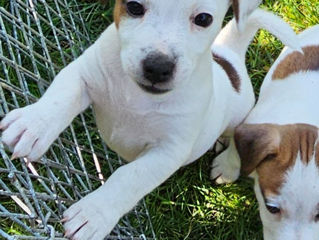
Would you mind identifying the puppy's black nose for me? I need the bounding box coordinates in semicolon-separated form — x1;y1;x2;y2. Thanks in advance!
143;52;176;84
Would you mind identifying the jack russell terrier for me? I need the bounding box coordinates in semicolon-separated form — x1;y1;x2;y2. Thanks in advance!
0;0;300;239
235;25;319;240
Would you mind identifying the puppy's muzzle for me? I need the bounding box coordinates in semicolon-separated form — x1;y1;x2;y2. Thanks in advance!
142;52;176;85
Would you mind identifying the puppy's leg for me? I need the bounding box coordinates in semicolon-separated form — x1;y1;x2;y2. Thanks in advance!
210;136;240;184
0;60;91;161
63;143;190;240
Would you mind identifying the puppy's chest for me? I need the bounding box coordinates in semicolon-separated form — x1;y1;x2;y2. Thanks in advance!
92;93;170;161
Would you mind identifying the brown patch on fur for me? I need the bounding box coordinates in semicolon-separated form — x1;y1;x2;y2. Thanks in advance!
272;46;319;80
235;124;281;177
114;0;126;28
232;0;240;23
213;53;241;92
298;125;318;164
235;123;319;196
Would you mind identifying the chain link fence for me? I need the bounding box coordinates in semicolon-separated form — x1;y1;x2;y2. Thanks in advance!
0;0;156;239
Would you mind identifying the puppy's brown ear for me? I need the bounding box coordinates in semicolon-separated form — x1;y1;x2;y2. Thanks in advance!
114;0;126;28
231;0;262;31
234;124;280;176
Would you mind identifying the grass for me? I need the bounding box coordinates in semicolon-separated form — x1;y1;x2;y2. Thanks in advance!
0;0;318;239
146;154;261;240
141;1;318;239
80;1;319;239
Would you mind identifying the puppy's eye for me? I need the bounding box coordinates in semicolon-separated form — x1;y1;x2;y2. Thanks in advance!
315;213;319;222
266;204;281;215
194;13;213;28
126;1;145;17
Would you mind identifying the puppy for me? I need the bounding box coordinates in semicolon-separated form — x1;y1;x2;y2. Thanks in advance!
235;25;319;240
0;0;300;239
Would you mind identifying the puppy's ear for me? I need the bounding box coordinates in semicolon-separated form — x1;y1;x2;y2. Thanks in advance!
234;124;280;176
231;0;262;31
114;0;126;28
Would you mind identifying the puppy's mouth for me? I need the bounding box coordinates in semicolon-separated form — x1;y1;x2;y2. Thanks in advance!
137;83;171;95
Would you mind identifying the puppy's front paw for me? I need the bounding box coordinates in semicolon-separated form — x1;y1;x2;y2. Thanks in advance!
0;104;59;161
212;136;230;154
63;191;119;240
210;148;240;184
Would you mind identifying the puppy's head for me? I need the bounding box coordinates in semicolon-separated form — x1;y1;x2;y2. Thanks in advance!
113;0;261;95
235;124;319;240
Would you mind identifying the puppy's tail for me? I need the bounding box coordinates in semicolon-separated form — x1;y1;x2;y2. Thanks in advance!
214;8;302;60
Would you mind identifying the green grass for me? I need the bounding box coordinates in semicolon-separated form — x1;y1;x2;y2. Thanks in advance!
146;154;261;240
1;0;318;239
84;1;319;239
141;1;318;239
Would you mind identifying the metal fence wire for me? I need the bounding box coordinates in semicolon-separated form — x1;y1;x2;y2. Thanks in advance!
0;0;156;239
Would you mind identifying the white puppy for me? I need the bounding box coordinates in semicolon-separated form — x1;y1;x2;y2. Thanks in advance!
0;0;300;239
235;25;319;240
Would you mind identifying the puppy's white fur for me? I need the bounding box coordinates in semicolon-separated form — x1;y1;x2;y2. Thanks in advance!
0;1;300;239
255;155;319;240
237;25;319;240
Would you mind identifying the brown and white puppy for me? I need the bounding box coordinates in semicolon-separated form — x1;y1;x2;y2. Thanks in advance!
235;25;319;240
0;0;301;239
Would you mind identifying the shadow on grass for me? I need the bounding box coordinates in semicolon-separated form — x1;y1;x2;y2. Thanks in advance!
146;152;262;240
